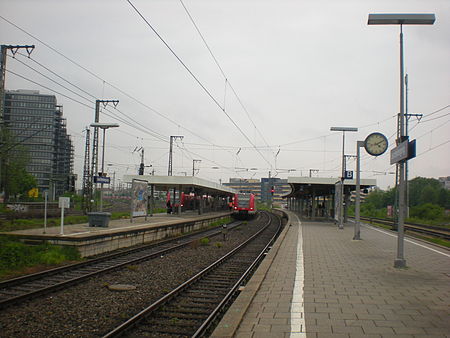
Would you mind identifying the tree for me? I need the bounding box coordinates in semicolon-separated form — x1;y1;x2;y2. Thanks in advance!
0;129;37;203
409;177;449;208
410;203;444;221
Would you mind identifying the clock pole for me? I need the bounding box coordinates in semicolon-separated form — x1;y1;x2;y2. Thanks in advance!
357;133;388;240
354;141;365;240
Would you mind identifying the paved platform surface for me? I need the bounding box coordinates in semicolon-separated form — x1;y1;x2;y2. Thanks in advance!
0;210;230;239
212;211;450;337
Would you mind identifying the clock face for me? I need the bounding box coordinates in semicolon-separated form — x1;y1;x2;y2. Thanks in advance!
364;132;388;156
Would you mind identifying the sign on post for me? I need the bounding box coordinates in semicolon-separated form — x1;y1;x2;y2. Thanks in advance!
94;176;110;184
58;197;70;235
390;140;408;164
344;170;353;179
390;139;417;164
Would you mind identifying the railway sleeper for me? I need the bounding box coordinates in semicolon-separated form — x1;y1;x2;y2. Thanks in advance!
136;325;194;337
145;313;207;327
212;270;243;276
192;283;230;291
195;280;232;287
158;311;206;320
177;298;219;306
159;305;212;315
184;289;227;297
8;286;40;292
178;297;223;306
0;290;24;297
19;281;52;288
72;269;102;274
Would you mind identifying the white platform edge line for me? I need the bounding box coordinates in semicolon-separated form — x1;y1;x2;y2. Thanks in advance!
362;223;450;258
290;213;306;337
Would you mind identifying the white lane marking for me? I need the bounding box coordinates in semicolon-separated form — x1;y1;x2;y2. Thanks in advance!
362;224;450;258
65;231;91;236
290;213;306;337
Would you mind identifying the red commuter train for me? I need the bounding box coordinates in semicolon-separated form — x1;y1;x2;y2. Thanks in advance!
232;192;256;218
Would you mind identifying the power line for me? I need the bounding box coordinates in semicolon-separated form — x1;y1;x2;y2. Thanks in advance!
418;139;450;156
178;0;273;154
408;104;449;133
6;69;94;110
10;53;170;143
0;15;238;159
7;51;174;143
16;52;97;100
6;69;171;144
10;55;94;104
414;112;449;124
125;0;273;168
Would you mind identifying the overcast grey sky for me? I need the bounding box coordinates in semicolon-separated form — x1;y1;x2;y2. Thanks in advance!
1;0;449;189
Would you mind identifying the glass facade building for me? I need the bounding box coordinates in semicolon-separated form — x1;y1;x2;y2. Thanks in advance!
224;177;291;205
4;89;73;197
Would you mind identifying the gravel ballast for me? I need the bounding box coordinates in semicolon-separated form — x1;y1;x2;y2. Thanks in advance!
0;216;271;337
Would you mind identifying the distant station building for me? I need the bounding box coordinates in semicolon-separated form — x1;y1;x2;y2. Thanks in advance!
3;89;74;198
225;178;260;199
438;176;450;190
224;177;291;205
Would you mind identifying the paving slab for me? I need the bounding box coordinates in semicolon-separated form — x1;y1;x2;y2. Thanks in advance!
211;211;450;337
0;210;230;238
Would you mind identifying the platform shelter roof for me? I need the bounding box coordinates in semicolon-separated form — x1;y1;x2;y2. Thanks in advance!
285;176;377;198
123;175;236;196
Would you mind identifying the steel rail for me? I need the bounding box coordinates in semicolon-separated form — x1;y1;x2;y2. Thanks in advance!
0;221;241;309
193;213;282;337
103;211;281;338
359;216;450;240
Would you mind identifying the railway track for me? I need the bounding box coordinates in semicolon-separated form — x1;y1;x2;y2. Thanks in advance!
0;220;243;309
103;211;282;338
359;216;450;240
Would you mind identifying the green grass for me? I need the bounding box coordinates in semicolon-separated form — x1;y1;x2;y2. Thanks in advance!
209;217;231;228
364;220;450;248
199;237;210;246
0;236;81;279
256;202;271;211
0;210;167;232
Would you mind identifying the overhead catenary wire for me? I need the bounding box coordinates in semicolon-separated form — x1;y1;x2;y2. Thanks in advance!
178;0;273;155
10;55;94;104
5;67;241;176
10;53;171;143
0;15;239;160
6;69;169;145
6;69;94;110
15;52;97;100
125;0;274;169
6;51;172;144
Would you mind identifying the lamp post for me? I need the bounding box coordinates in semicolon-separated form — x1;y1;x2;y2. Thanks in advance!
330;126;358;229
90;123;119;211
368;13;435;268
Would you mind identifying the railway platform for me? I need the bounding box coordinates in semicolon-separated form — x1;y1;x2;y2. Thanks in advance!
212;210;450;337
0;211;231;257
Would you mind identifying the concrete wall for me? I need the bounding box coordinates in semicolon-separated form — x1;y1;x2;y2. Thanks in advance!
50;215;228;257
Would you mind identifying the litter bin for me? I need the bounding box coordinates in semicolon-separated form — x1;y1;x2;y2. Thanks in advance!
87;212;111;227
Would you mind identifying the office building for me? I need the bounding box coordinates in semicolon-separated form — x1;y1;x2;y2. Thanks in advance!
224;177;291;205
3;89;74;197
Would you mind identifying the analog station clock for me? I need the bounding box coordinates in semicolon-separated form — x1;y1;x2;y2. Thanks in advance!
364;132;388;156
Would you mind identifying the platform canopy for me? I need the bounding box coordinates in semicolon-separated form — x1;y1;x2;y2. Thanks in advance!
123;175;236;196
285;177;377;198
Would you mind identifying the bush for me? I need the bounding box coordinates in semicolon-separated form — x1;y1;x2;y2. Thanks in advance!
0;237;81;277
410;203;444;221
199;237;210;246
